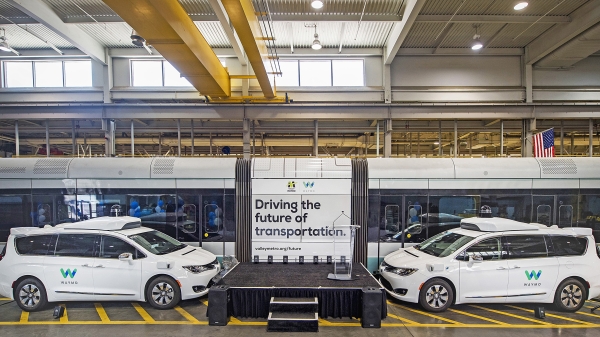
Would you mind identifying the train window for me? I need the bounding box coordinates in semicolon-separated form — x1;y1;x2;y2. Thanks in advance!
427;195;479;239
0;195;32;242
480;194;531;223
32;194;77;226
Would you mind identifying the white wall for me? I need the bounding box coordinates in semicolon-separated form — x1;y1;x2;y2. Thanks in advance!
534;56;600;87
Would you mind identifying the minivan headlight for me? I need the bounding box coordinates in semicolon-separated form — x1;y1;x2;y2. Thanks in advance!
183;264;216;274
386;267;418;276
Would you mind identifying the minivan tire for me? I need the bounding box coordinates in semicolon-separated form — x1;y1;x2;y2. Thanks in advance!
15;278;48;312
419;278;454;312
146;276;181;310
554;278;587;312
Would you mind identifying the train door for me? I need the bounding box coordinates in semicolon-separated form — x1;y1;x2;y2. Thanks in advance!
532;195;554;226
532;195;576;227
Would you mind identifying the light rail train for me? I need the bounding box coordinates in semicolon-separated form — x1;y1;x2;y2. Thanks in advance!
0;157;599;271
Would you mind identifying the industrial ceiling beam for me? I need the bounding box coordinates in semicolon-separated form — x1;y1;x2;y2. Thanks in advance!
221;0;275;98
416;15;571;24
207;0;246;66
6;0;106;64
526;0;600;65
102;0;230;97
384;0;427;64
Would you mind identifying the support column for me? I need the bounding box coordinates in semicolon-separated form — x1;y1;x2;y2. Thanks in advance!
313;120;318;157
14;121;19;157
384;119;392;158
130;120;135;158
45;120;50;157
500;120;504;156
365;133;370;157
376;121;380;157
210;133;213;156
177;119;181;157
102;118;115;157
438;121;442;157
71;120;76;157
571;133;575;156
560;120;564;156
590;118;594;157
453;119;458;158
103;49;113;104
522;119;534;157
383;63;391;104
158;134;162;156
191;120;194;156
525;64;533;103
241;63;249;97
252;121;256;157
243;118;250;160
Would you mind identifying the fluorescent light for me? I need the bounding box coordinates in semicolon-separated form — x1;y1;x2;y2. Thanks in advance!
0;42;11;52
514;2;528;10
311;0;323;9
472;37;483;50
434;142;440;145
312;33;322;50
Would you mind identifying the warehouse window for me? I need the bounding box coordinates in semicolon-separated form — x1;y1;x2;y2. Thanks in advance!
131;60;192;87
272;59;364;87
3;60;92;88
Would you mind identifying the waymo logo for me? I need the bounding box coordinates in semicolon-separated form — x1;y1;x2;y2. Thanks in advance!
60;268;77;279
303;181;315;188
525;270;542;281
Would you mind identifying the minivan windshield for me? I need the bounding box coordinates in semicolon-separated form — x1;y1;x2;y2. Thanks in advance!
128;230;186;255
415;231;475;258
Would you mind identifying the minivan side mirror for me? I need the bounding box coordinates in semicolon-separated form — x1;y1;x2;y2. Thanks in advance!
469;254;483;263
119;252;134;264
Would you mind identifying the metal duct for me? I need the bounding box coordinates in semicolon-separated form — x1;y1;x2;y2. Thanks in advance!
351;158;368;265
235;158;252;262
536;22;600;68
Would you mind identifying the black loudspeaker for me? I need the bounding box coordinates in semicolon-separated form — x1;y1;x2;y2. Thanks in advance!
299;256;304;264
53;306;65;319
313;256;319;264
268;255;273;264
208;285;230;326
534;306;545;319
361;287;382;328
253;255;259;263
283;256;288;264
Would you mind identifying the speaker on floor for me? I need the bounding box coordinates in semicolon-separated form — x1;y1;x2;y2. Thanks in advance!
208;285;230;326
534;306;545;319
53;306;65;319
361;287;382;328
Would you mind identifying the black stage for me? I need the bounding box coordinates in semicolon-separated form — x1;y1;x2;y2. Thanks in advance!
217;262;387;319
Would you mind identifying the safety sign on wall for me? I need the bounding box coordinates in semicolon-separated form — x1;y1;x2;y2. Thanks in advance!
251;178;351;258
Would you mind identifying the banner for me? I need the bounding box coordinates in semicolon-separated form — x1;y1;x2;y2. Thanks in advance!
251;178;351;258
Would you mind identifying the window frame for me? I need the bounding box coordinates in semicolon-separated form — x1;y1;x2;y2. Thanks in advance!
3;61;34;88
99;234;145;260
459;236;506;261
502;234;549;260
53;233;100;258
129;59;196;88
14;234;56;256
2;59;92;89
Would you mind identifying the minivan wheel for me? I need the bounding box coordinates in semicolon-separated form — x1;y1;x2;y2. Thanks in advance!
419;278;453;312
146;276;181;310
15;278;48;312
554;278;586;312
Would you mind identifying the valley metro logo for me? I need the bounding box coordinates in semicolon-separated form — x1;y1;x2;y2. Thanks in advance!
525;270;542;281
60;268;77;279
303;181;315;188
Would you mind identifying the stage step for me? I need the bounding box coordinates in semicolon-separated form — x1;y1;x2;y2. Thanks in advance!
268;297;319;332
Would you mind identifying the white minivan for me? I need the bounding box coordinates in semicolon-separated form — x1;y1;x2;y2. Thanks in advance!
380;217;600;312
0;216;221;311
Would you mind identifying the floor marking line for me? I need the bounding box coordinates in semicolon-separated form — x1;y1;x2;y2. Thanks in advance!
576;311;600;319
387;313;422;325
505;305;594;326
229;316;267;326
200;299;209;307
94;303;110;322
389;302;465;325
448;308;510;325
59;304;68;323
470;305;551;325
19;311;29;323
131;303;155;323
318;318;361;327
0;297;11;301
174;306;200;323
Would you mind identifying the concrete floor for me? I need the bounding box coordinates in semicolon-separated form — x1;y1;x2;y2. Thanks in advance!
1;296;599;337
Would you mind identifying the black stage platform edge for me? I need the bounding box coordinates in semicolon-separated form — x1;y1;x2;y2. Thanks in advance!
216;262;387;319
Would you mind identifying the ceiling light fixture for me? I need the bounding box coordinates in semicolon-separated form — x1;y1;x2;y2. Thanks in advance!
311;1;323;9
0;29;19;55
131;30;153;55
471;24;483;50
514;2;528;10
306;24;322;50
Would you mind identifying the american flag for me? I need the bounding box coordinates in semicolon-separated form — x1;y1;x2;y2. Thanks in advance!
533;128;555;157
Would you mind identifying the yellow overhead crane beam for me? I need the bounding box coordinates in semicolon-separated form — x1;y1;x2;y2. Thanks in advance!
102;0;231;98
221;0;276;98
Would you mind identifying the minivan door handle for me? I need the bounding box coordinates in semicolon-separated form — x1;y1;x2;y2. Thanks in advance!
93;264;104;268
81;264;90;267
512;266;521;269
496;266;506;270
